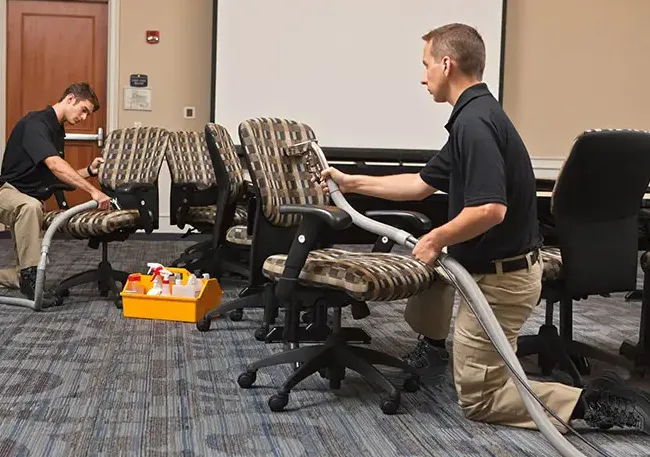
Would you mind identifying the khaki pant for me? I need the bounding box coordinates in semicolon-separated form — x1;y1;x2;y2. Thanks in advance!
0;183;44;288
405;252;583;431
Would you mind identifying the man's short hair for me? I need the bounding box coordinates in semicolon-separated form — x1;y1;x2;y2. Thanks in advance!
59;82;100;112
422;23;486;80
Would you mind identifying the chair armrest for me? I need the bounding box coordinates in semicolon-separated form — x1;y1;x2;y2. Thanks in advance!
279;204;352;230
114;183;155;193
365;210;432;234
34;183;76;208
274;204;351;303
44;183;76;193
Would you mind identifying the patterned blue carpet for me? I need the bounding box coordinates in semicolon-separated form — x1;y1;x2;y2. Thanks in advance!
0;238;648;456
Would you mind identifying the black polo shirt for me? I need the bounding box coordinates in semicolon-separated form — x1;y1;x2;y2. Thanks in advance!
0;106;65;200
420;83;541;272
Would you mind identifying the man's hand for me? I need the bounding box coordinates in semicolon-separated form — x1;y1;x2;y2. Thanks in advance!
412;230;444;266
88;157;105;176
90;189;112;210
313;167;350;195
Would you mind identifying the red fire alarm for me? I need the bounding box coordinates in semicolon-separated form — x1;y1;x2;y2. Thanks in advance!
146;30;160;44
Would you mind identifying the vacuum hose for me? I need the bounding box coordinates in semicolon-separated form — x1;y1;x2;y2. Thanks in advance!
0;200;99;311
301;141;590;457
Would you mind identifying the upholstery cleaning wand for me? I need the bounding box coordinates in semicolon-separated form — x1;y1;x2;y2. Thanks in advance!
0;200;99;311
294;140;614;457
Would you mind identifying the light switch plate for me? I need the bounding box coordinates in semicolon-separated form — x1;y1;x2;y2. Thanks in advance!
183;106;196;119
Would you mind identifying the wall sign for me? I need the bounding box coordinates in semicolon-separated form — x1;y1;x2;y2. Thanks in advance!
130;74;148;88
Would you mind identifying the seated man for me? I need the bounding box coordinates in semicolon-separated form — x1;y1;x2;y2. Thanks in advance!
320;23;650;434
0;82;111;299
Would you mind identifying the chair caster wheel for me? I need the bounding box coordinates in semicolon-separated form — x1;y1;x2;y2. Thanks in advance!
237;371;257;388
268;393;289;412
196;317;211;332
230;309;243;322
254;327;268;341
301;311;314;324
51;294;65;308
380;396;400;415
403;377;420;393
114;297;122;310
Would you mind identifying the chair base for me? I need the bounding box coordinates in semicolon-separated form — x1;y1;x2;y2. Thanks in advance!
237;331;420;415
517;324;587;387
170;243;249;280
54;241;128;309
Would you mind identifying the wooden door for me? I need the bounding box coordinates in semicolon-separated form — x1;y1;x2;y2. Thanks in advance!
6;0;108;209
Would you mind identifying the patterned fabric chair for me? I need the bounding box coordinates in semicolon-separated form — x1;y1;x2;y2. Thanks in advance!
164;126;251;280
519;129;650;385
42;126;168;308
199;117;440;414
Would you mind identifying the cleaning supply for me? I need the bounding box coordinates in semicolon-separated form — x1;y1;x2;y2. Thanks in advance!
161;272;172;296
124;273;145;294
187;274;202;297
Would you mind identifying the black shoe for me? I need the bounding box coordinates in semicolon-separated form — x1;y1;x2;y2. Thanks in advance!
402;335;449;378
19;266;55;303
582;371;650;434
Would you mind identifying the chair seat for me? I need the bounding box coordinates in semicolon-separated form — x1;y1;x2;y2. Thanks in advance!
186;204;248;227
187;205;217;225
226;225;252;246
541;247;562;281
234;204;248;226
262;248;438;301
43;209;140;239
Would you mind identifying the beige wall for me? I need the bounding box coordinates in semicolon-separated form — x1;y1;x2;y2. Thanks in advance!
503;0;650;159
118;0;213;231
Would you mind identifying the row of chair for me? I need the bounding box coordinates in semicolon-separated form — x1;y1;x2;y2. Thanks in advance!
42;120;650;412
38;124;255;310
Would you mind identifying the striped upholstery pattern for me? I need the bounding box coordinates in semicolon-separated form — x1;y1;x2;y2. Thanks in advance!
226;225;252;246
262;248;438;301
186;206;217;225
184;203;248;227
205;123;246;203
166;130;216;188
540;247;562;281
43;209;140;239
99;127;169;190
238;118;324;227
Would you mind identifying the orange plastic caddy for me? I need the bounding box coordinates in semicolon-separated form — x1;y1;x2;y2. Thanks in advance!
121;267;223;323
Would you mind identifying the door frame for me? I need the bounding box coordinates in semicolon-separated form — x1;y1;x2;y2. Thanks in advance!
0;0;120;156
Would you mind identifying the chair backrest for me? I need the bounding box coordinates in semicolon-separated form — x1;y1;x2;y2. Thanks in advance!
552;129;650;296
165;130;216;189
99;126;169;190
238;117;326;228
205;123;246;205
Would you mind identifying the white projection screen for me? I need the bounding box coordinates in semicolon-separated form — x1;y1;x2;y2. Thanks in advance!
212;0;506;152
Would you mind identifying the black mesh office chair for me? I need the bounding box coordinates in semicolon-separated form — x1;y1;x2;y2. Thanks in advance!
520;129;650;386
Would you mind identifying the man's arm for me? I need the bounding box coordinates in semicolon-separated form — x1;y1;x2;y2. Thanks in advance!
44;156;102;196
344;173;436;201
320;144;450;202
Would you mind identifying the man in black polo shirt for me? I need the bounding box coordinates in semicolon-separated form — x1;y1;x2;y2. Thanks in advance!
0;82;111;300
319;23;650;434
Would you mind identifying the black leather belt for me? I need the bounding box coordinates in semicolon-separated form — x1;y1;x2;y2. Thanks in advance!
471;249;540;275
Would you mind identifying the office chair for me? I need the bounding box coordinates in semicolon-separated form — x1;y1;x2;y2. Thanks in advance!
165;126;251;282
211;117;443;414
42;126;168;308
518;128;650;386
